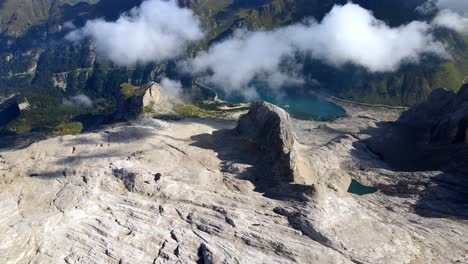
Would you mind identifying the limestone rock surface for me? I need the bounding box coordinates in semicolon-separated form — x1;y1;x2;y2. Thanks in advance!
0;101;467;264
236;101;298;183
142;82;162;107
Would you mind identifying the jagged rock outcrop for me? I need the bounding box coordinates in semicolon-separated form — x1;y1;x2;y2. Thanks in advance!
236;101;298;183
399;85;468;144
142;82;162;107
117;82;165;120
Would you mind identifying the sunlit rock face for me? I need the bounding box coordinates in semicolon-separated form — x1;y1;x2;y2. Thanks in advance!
0;98;467;264
142;82;162;108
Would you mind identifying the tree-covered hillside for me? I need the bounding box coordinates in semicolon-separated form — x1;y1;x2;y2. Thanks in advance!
0;0;467;134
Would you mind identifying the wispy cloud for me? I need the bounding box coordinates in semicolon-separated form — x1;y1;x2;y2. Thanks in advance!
433;9;468;33
435;0;468;15
66;0;203;66
67;1;458;99
160;77;183;99
63;94;93;108
183;3;447;96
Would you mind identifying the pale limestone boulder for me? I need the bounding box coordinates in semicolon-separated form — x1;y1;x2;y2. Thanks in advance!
142;82;162;108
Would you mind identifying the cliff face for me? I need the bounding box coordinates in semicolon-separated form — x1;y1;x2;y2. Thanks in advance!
356;83;468;177
399;84;468;144
236;101;298;183
116;82;164;120
142;82;162;107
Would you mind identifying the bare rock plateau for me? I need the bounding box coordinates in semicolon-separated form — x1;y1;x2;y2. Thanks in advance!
0;96;467;264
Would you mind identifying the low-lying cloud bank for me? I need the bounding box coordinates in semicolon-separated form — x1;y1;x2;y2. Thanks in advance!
67;0;468;98
63;94;93;108
436;0;468;14
422;0;468;33
418;0;468;15
66;0;203;66
433;9;468;33
184;3;447;95
160;77;183;99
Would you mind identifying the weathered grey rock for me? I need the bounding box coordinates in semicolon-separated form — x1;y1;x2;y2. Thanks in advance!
0;99;467;264
0;119;353;264
399;85;468;144
116;82;166;120
382;85;468;175
236;101;298;183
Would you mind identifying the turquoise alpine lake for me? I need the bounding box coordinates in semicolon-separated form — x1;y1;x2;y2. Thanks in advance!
216;84;346;120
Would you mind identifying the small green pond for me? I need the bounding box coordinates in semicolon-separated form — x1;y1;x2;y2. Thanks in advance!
347;180;378;195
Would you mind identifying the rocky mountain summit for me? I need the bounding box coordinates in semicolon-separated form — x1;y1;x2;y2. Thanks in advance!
363;84;468;175
0;98;467;263
399;84;468;144
113;81;185;122
235;102;298;183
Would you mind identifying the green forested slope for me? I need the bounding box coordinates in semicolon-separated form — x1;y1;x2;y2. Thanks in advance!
0;0;467;134
1;0;466;104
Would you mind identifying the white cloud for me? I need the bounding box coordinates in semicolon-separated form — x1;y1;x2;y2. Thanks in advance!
436;0;468;14
289;4;447;71
433;9;468;32
63;94;93;108
183;29;304;95
416;1;438;15
62;21;76;30
160;77;183;99
415;1;468;33
66;0;203;66
184;3;447;96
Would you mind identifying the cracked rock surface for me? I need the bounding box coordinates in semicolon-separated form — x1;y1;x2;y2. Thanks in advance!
0;102;467;264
